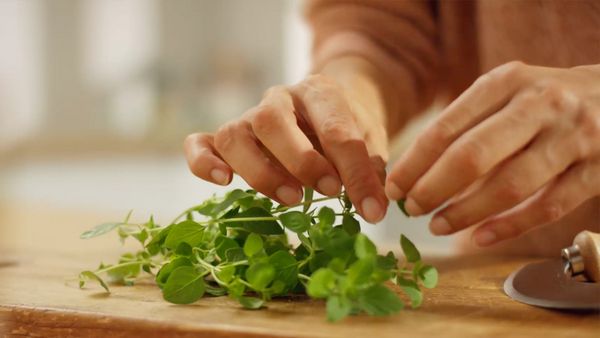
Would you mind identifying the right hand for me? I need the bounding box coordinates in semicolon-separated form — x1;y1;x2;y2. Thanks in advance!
184;65;390;223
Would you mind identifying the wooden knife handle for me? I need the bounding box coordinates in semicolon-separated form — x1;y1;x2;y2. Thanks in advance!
562;231;600;282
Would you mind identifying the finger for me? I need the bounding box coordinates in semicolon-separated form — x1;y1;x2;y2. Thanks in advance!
184;133;233;185
386;61;532;202
431;121;583;236
249;86;342;196
404;81;575;216
213;120;303;205
293;75;387;223
471;158;600;247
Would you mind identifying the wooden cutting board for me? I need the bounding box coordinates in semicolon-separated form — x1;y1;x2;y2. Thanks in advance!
0;202;598;337
1;251;599;338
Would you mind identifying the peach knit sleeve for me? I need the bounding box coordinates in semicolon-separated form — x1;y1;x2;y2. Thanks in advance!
304;0;440;134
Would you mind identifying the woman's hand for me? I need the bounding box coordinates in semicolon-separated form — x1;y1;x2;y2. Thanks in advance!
386;62;600;247
184;57;390;223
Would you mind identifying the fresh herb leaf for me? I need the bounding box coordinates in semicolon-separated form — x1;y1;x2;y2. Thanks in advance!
354;233;377;259
400;234;421;263
418;265;438;289
80;222;123;239
243;233;263;257
279;211;311;233
79;187;437;322
79;270;110;292
396;199;410;217
162;266;205;304
306;268;336;298
326;295;352;322
396;277;422;308
357;284;404;316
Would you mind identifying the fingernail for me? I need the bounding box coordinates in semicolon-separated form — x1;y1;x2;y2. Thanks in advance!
385;182;405;200
317;175;341;196
429;216;452;235
361;197;384;223
404;198;423;216
276;185;302;205
210;168;230;185
474;230;497;247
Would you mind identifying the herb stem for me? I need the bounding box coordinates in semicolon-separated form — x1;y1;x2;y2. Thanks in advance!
95;261;146;275
298;273;311;281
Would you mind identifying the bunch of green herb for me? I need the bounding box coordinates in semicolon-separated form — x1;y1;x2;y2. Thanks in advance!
79;188;438;322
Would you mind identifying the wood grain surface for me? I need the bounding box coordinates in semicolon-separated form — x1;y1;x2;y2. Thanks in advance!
0;202;598;338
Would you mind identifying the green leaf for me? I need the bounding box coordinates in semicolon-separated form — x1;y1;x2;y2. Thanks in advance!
357;284;404;316
376;251;398;270
227;278;246;298
306;268;336;298
80;222;122;239
354;233;377;259
245;262;275;291
164;221;204;249
232;207;284;235
341;214;360;235
238;296;265;309
419;265;438;289
317;207;335;228
131;228;149;245
79;270;110;292
279;211;311;233
225;247;246;262
243;233;264;257
212;189;252;215
216;265;236;284
215;236;240;261
146;224;172;254
162;266;205;304
326;295;352;322
303;187;314;213
396;199;410;217
268;251;298;290
156;257;192;289
397;277;423;308
400;234;421;263
107;261;141;283
346;257;375;287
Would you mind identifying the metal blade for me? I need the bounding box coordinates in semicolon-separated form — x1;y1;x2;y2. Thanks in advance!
504;259;600;310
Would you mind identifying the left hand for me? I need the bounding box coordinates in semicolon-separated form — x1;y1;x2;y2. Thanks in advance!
385;61;600;247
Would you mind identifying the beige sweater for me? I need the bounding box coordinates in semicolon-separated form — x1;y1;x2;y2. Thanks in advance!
305;0;600;255
306;0;600;135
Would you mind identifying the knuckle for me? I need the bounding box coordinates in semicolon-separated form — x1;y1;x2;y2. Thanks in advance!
245;170;273;191
251;105;279;137
183;133;200;148
420;121;456;154
304;74;338;88
409;184;434;209
486;61;528;86
536;81;579;114
320;116;355;144
495;178;526;203
343;164;375;194
540;202;564;223
452;141;487;176
288;150;321;181
577;108;600;140
214;122;239;153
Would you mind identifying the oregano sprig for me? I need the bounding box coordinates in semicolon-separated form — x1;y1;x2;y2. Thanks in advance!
78;189;438;322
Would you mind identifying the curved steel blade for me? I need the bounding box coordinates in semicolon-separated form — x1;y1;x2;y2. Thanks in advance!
504;259;600;310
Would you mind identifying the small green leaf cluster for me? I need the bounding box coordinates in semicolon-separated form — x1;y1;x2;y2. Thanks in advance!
79;190;438;322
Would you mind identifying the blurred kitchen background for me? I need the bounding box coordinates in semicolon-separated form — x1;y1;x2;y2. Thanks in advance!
0;0;450;254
